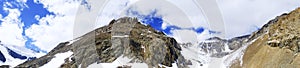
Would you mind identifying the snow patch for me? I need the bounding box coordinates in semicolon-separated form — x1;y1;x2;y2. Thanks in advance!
40;51;73;68
141;45;145;52
88;62;148;68
67;37;81;45
112;35;129;37
223;43;233;52
158;63;178;68
223;37;259;67
180;43;209;68
2;44;37;57
0;45;26;67
87;55;187;68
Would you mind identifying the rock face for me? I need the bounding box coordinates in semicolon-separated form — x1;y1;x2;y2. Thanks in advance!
16;17;187;68
230;8;300;68
194;35;250;58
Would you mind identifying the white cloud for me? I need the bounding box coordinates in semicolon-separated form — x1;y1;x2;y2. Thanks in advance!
0;8;25;46
95;0;129;28
165;0;209;28
95;0;208;28
25;0;80;51
217;0;300;38
129;0;300;40
122;0;200;28
73;0;110;37
0;14;2;19
26;0;133;51
172;30;198;43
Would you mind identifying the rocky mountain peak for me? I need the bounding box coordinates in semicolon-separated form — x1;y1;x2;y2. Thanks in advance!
266;9;300;49
16;17;188;68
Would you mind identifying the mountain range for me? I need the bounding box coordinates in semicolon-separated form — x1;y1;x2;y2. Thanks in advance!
1;7;300;68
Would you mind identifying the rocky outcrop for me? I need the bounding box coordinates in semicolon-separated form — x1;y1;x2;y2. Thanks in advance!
231;8;300;68
195;35;250;58
93;17;186;67
16;17;187;68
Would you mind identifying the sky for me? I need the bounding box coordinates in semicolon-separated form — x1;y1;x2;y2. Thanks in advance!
0;0;300;53
0;0;79;52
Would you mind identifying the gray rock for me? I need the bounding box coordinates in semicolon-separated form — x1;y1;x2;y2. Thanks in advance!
16;17;187;68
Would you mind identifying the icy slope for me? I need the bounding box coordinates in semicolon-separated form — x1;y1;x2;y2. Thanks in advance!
0;42;44;67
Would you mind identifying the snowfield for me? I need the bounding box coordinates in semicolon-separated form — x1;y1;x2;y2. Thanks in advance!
40;51;73;68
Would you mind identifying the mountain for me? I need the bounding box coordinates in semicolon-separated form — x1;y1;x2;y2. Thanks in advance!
15;8;300;68
16;17;188;68
0;41;40;67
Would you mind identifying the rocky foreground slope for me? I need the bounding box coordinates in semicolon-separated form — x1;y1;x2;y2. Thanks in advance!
230;8;300;68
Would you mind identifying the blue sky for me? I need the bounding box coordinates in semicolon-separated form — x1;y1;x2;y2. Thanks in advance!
20;0;53;53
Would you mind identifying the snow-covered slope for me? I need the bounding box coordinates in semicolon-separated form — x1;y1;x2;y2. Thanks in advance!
177;37;259;68
40;51;73;68
0;42;45;67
